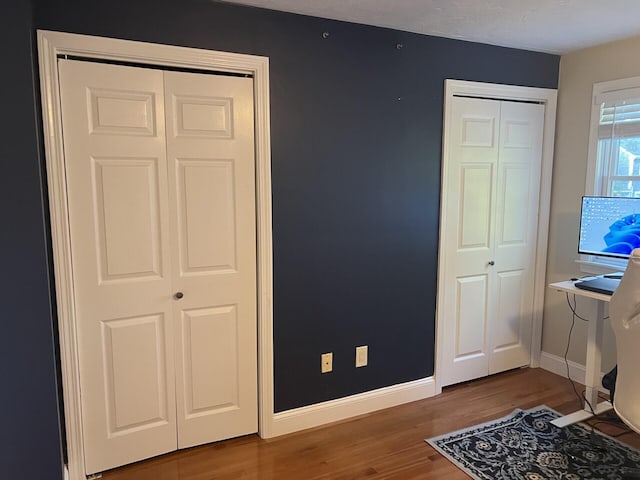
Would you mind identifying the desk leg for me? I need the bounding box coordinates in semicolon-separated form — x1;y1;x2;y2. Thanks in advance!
584;299;604;411
551;298;612;428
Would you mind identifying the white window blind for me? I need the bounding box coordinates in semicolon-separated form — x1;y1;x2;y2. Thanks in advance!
598;99;640;139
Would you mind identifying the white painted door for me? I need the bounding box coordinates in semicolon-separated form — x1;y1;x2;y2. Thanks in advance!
489;101;543;375
58;59;257;474
59;60;177;473
163;71;258;448
439;96;544;387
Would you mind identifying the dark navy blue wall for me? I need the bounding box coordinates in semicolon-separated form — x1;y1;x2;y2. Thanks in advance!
1;1;63;478
29;0;559;423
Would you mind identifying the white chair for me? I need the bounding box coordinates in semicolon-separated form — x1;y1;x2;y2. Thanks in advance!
609;247;640;434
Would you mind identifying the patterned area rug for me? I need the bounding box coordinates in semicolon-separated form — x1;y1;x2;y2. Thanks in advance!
426;406;640;479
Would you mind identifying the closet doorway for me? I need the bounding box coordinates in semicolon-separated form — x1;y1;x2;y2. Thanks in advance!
60;58;257;473
37;31;273;480
436;80;557;389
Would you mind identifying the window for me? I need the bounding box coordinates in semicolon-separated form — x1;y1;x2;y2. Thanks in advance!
584;77;640;271
595;96;640;196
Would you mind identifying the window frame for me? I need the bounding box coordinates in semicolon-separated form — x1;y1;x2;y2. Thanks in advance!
582;76;640;274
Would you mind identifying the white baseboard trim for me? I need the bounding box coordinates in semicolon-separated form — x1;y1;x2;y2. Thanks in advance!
267;377;436;438
539;351;607;392
539;351;588;384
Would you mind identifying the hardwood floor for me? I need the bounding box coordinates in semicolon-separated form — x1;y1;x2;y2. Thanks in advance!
102;368;640;479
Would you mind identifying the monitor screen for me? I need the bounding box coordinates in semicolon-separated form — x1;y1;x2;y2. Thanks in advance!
579;196;640;259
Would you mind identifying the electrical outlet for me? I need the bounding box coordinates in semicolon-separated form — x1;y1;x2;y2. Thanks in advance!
355;345;368;367
321;352;333;373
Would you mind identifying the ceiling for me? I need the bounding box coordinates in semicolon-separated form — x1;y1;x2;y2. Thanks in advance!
220;0;640;54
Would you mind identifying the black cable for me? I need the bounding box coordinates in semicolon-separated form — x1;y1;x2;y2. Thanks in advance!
564;293;597;415
587;417;633;437
565;293;591;322
565;292;609;321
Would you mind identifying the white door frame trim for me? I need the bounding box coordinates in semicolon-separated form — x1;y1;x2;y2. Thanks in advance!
37;30;274;480
435;79;557;392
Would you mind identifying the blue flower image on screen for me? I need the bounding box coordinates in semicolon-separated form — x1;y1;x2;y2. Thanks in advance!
603;213;640;255
578;196;640;259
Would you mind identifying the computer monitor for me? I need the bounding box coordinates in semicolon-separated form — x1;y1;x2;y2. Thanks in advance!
579;195;640;259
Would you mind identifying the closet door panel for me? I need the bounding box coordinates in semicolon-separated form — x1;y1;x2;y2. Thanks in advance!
489;101;545;374
439;97;499;386
59;59;176;475
164;71;258;448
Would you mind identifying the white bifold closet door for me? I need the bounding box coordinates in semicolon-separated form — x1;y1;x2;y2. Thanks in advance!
58;59;257;474
439;96;544;387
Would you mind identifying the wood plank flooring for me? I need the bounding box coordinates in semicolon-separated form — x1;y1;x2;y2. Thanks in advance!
102;368;640;479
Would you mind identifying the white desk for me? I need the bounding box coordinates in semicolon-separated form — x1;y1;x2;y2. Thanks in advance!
548;280;613;427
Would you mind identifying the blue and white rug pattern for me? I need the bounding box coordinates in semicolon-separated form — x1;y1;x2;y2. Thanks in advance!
426;406;640;479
